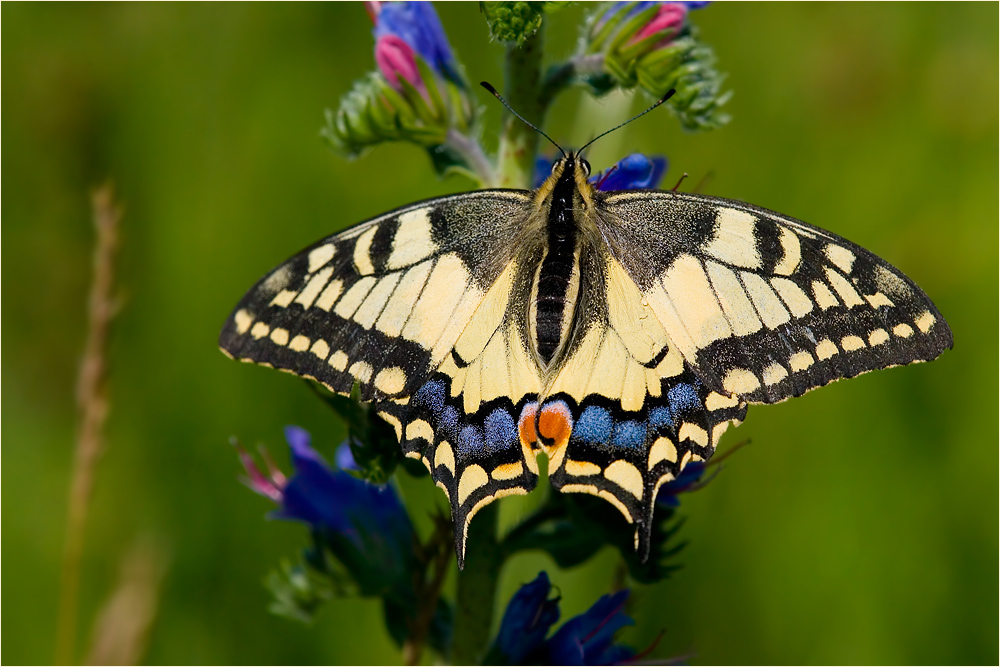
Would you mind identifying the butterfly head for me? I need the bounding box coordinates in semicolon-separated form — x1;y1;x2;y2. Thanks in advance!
536;152;596;205
479;81;675;201
545;152;591;184
548;152;591;180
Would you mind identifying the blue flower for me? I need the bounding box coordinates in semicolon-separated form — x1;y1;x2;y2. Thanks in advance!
335;440;362;472
584;1;731;133
329;0;478;159
597;1;710;26
237;426;415;586
547;589;635;665
491;572;562;663
276;427;404;532
370;1;460;84
533;153;668;191
533;155;556;189
656;459;715;508
592;153;668;191
489;572;636;665
374;34;425;93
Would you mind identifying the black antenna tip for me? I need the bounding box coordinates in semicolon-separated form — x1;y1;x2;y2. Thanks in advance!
578;88;677;154
478;80;566;157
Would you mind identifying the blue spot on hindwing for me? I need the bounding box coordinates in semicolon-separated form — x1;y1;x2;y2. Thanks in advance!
438;405;460;442
667;383;701;416
649;406;673;431
414;379;446;419
457;425;484;457
612;420;646;450
572;405;613;445
484;407;517;454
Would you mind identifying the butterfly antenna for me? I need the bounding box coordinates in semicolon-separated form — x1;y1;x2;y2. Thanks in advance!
480;81;565;158
578;88;676;155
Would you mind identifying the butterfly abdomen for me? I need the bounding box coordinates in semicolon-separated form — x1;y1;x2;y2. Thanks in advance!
532;158;587;366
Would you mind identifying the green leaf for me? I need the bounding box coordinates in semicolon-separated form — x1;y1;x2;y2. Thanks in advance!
427;143;478;181
264;557;341;624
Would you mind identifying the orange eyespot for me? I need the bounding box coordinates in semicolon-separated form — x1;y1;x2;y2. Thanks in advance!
537;400;573;450
518;403;539;448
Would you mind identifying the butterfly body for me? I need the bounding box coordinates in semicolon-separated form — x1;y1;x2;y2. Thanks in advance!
221;154;952;565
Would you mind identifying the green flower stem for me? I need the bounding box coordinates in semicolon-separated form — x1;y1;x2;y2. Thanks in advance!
496;29;546;188
445;128;497;187
539;53;604;109
402;515;453;666
452;503;502;665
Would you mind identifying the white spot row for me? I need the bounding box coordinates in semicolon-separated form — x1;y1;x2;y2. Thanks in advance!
720;311;935;395
233;308;408;394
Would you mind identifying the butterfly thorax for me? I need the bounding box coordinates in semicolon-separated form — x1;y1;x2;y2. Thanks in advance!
528;154;597;370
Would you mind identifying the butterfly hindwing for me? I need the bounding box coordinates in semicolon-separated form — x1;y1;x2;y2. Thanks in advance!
527;246;747;557
600;190;953;404
380;260;546;565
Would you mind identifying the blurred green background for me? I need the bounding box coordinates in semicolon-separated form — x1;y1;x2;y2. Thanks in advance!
3;3;997;664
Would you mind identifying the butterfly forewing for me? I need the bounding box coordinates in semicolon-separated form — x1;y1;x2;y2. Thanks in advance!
600;190;953;405
220;190;532;399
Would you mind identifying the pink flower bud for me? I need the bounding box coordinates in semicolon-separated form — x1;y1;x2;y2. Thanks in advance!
236;443;284;502
629;2;686;48
375;34;425;93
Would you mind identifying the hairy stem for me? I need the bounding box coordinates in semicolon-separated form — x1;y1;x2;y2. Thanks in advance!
497;29;546;188
402;515;454;666
445;128;497;187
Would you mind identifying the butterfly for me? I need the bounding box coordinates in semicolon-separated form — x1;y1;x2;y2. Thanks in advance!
220;145;951;567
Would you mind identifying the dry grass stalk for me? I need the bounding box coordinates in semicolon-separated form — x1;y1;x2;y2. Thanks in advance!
55;183;122;665
85;539;169;666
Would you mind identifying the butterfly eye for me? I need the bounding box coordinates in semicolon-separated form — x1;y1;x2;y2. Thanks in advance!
580;159;591;176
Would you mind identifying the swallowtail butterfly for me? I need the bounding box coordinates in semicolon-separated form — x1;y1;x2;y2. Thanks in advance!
220;121;951;567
